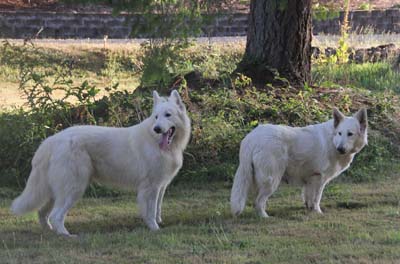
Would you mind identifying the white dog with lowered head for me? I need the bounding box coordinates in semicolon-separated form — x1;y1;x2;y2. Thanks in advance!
11;90;191;236
231;108;368;217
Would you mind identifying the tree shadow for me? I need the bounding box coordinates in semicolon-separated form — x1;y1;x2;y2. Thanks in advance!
333;201;368;210
1;41;116;75
333;199;400;209
67;214;145;235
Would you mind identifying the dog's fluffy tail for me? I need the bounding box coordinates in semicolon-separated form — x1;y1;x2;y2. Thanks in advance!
11;168;50;215
230;147;253;216
11;145;50;215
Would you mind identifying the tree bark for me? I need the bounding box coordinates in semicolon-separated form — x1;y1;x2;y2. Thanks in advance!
237;0;312;88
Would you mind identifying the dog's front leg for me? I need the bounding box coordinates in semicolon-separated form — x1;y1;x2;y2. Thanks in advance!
312;181;329;214
156;185;167;224
304;175;325;213
137;186;160;231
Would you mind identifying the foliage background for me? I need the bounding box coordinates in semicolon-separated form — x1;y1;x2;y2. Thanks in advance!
0;39;399;192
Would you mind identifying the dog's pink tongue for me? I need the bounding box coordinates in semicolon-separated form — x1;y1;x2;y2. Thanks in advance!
159;133;169;150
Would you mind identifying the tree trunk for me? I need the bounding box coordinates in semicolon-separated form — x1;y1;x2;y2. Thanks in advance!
237;0;312;88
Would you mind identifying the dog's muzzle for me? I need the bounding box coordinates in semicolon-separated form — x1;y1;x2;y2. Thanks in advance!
154;126;162;134
337;146;346;154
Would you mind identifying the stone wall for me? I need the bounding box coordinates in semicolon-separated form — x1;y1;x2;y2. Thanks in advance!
313;9;400;34
311;44;400;63
0;9;399;39
0;12;136;38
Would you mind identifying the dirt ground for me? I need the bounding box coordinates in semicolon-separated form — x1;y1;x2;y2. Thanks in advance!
0;0;399;12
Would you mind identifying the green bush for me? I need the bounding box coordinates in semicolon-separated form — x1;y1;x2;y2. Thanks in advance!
344;130;399;182
0;110;39;188
140;42;194;89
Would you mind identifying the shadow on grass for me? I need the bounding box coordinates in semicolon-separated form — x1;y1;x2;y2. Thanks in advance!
67;214;145;235
328;199;399;210
1;42;120;75
335;201;368;209
42;204;366;235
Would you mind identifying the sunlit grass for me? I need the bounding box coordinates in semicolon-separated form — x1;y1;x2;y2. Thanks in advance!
1;177;400;263
313;33;400;49
313;61;400;93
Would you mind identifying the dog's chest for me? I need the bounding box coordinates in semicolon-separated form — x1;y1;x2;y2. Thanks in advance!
322;154;354;180
152;150;183;178
163;152;182;171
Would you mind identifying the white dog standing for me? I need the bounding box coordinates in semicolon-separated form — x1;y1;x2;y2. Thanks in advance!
231;108;368;217
11;90;191;236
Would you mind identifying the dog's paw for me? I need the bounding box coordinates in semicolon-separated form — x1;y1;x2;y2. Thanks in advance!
312;207;323;214
304;201;313;210
146;220;160;231
149;225;160;231
257;210;269;218
59;233;79;239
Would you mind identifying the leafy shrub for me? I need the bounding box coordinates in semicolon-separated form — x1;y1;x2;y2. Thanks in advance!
344;130;398;182
358;3;372;10
0;110;40;188
312;2;340;21
139;41;194;89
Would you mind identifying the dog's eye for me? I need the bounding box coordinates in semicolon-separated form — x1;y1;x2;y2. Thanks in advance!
348;132;353;137
155;115;158;119
338;132;342;136
165;113;171;117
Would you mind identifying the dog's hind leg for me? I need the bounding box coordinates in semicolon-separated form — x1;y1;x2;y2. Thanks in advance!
302;184;315;210
137;185;161;231
156;185;167;224
253;163;285;218
38;198;54;230
48;194;83;237
48;148;92;237
255;186;274;218
254;178;282;218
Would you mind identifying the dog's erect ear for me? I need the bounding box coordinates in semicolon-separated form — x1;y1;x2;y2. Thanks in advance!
333;108;345;128
170;90;186;111
153;90;161;106
354;108;368;133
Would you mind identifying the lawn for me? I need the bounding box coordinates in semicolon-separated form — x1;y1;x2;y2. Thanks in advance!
1;176;400;263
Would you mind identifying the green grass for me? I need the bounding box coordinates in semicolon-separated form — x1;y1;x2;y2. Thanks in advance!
1;176;400;263
312;62;400;93
313;34;400;49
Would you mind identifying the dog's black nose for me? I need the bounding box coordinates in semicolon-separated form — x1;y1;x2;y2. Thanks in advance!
153;126;162;134
337;146;346;154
